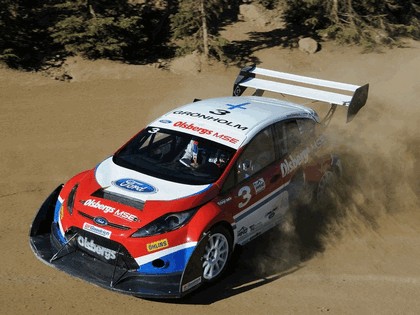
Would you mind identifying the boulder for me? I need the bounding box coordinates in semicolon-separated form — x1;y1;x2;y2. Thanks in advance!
298;37;319;54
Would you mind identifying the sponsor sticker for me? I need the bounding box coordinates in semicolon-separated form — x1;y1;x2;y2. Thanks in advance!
217;196;232;206
173;121;213;135
159;119;172;124
83;199;115;213
280;149;310;177
280;135;326;177
112;178;157;194
82;199;139;222
146;238;169;252
173;121;239;144
212;132;239;144
77;236;116;260
83;222;112;239
59;205;64;220
182;276;202;292
249;222;262;232
113;209;138;222
172;110;248;130
238;226;248;237
253;178;266;194
265;209;276;220
233;86;242;96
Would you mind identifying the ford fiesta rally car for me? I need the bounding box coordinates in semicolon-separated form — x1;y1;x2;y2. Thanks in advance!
30;65;368;298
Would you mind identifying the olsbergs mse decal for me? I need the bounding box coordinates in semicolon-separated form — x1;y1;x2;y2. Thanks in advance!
112;178;157;193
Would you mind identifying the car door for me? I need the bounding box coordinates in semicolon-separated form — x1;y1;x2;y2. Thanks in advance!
274;118;319;205
217;126;290;245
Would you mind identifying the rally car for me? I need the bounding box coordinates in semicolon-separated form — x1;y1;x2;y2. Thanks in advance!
30;65;368;298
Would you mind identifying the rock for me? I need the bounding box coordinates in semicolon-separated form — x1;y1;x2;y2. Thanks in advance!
298;37;319;54
239;4;270;27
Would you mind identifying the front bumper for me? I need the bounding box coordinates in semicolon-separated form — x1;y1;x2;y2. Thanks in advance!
29;186;208;298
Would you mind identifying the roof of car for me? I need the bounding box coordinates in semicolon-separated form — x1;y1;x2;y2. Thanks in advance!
149;96;319;149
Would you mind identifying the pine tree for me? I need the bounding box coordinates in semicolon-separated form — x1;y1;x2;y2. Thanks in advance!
0;0;58;68
49;0;152;60
170;0;231;61
0;0;17;64
282;0;420;48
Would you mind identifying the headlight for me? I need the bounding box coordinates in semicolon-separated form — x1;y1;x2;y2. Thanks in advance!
66;184;78;215
131;208;198;238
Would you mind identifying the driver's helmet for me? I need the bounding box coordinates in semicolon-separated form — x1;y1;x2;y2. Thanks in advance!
237;159;253;179
208;151;229;169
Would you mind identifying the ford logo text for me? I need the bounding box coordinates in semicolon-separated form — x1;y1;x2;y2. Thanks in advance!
112;178;157;193
93;217;108;226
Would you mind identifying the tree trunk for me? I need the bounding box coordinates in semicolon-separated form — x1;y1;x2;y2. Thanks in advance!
87;0;96;18
331;0;339;24
200;0;209;59
346;0;355;26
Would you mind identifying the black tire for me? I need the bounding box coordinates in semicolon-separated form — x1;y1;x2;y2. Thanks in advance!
290;170;316;206
201;225;233;282
316;167;340;204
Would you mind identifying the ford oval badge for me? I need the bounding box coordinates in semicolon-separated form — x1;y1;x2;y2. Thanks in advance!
93;217;108;226
112;178;157;193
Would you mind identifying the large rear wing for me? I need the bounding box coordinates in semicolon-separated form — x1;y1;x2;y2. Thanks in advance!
233;65;369;123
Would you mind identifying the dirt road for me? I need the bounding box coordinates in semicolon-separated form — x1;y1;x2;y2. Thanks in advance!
1;41;419;314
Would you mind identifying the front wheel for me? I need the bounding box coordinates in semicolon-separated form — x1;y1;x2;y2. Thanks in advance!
201;226;232;281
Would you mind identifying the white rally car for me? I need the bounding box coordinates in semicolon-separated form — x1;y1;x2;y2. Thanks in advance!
30;65;368;298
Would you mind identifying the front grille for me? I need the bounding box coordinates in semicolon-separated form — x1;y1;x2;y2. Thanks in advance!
78;210;131;230
91;188;145;210
66;227;139;270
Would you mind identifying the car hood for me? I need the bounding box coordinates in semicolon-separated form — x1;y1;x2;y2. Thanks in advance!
94;157;212;203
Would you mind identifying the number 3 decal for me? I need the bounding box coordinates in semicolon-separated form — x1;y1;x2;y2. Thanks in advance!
209;109;230;116
238;186;252;208
148;127;160;134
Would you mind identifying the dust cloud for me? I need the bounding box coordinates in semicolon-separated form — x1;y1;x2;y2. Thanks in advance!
239;43;420;278
1;40;420;314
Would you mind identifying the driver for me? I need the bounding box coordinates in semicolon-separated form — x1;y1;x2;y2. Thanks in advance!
180;139;200;168
208;152;228;169
180;140;229;171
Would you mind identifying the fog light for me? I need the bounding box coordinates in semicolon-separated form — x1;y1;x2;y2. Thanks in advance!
152;259;166;268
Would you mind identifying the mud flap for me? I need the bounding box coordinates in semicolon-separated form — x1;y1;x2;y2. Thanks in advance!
179;232;210;295
30;185;63;237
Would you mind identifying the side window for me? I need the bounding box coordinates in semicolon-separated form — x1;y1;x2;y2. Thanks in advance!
297;119;316;139
274;119;317;157
274;120;300;156
285;120;301;149
236;127;276;182
273;122;287;158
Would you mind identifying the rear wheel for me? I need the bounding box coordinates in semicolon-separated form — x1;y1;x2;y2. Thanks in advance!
316;168;339;203
201;226;232;281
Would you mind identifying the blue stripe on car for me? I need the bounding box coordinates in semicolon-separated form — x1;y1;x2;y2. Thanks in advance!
137;246;195;274
235;182;289;222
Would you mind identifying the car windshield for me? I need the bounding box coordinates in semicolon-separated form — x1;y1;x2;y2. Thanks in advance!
113;127;236;185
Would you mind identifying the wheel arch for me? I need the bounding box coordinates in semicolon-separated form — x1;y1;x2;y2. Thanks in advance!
206;220;234;242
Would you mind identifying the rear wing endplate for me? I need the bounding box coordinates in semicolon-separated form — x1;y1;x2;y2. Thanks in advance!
233;65;369;123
